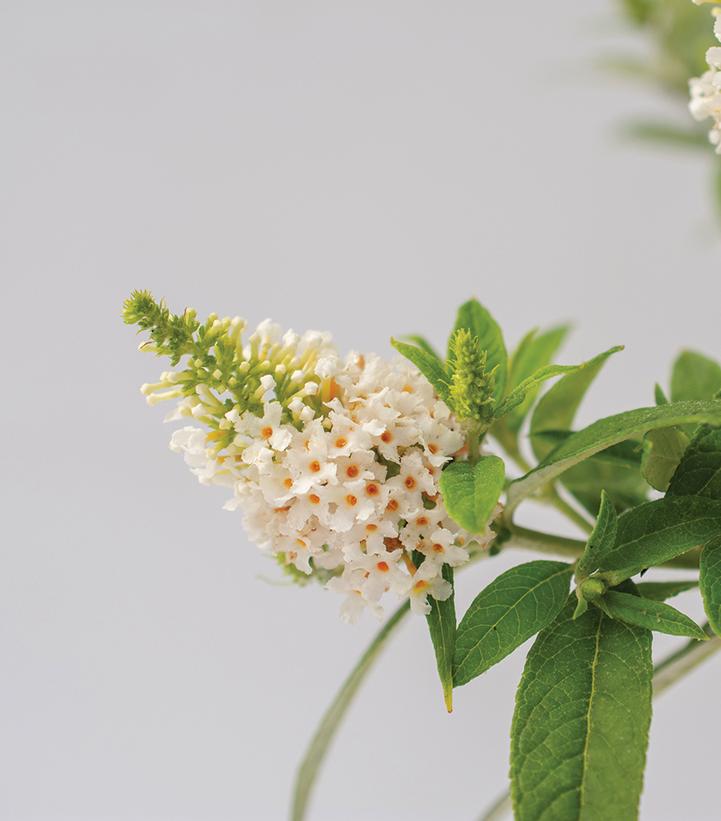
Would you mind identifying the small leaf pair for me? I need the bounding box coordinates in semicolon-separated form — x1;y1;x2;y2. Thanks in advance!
391;298;507;423
573;492;707;639
395;299;621;444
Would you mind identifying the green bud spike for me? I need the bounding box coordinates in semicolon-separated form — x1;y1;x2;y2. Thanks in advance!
447;328;497;424
123;290;327;430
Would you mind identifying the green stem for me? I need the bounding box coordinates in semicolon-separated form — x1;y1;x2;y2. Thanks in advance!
505;525;586;559
493;436;593;534
467;424;482;463
653;624;721;696
477;626;721;821
291;543;493;820
291;602;410;821
477;790;512;821
505;524;701;569
547;490;593;534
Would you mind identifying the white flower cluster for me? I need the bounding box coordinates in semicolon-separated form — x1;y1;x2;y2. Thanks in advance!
689;9;721;151
163;321;496;622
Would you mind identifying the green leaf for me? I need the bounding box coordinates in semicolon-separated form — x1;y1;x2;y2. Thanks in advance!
495;347;623;420
655;383;669;405
291;603;409;821
449;300;507;401
635;579;698;600
401;334;442;362
503;325;570;433
508;400;721;513
391;338;450;403
561;448;648;517
641;427;690;492
576;490;618;580
439;456;505;534
622;120;709;149
530;347;623;462
423;561;456;712
453;561;572;687
619;0;654;25
700;535;721;637
671;350;721;403
527;345;647;515
667;425;721;499
597;590;707;640
532;438;647;517
596;496;721;583
511;600;652;821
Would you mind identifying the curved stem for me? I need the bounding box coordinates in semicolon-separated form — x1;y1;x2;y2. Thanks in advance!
492;436;593;534
291;542;494;819
653;624;721;696
506;525;586;559
477;790;511;821
548;490;593;534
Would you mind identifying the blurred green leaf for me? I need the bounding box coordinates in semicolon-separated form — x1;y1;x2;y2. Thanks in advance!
503;325;570;434
622;120;708;149
635;579;698;600
641;427;690;491
671;350;721;403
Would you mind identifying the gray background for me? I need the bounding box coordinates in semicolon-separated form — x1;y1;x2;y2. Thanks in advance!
1;1;720;819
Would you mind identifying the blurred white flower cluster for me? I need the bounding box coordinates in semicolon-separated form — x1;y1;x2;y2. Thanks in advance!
689;8;721;151
158;320;495;622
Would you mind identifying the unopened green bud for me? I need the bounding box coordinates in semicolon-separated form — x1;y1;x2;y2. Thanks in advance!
579;577;607;602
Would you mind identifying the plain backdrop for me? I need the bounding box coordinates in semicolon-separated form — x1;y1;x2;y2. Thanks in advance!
2;1;720;820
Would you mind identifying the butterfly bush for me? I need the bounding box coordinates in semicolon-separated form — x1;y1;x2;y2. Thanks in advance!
689;6;721;150
124;292;495;622
126;288;721;820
